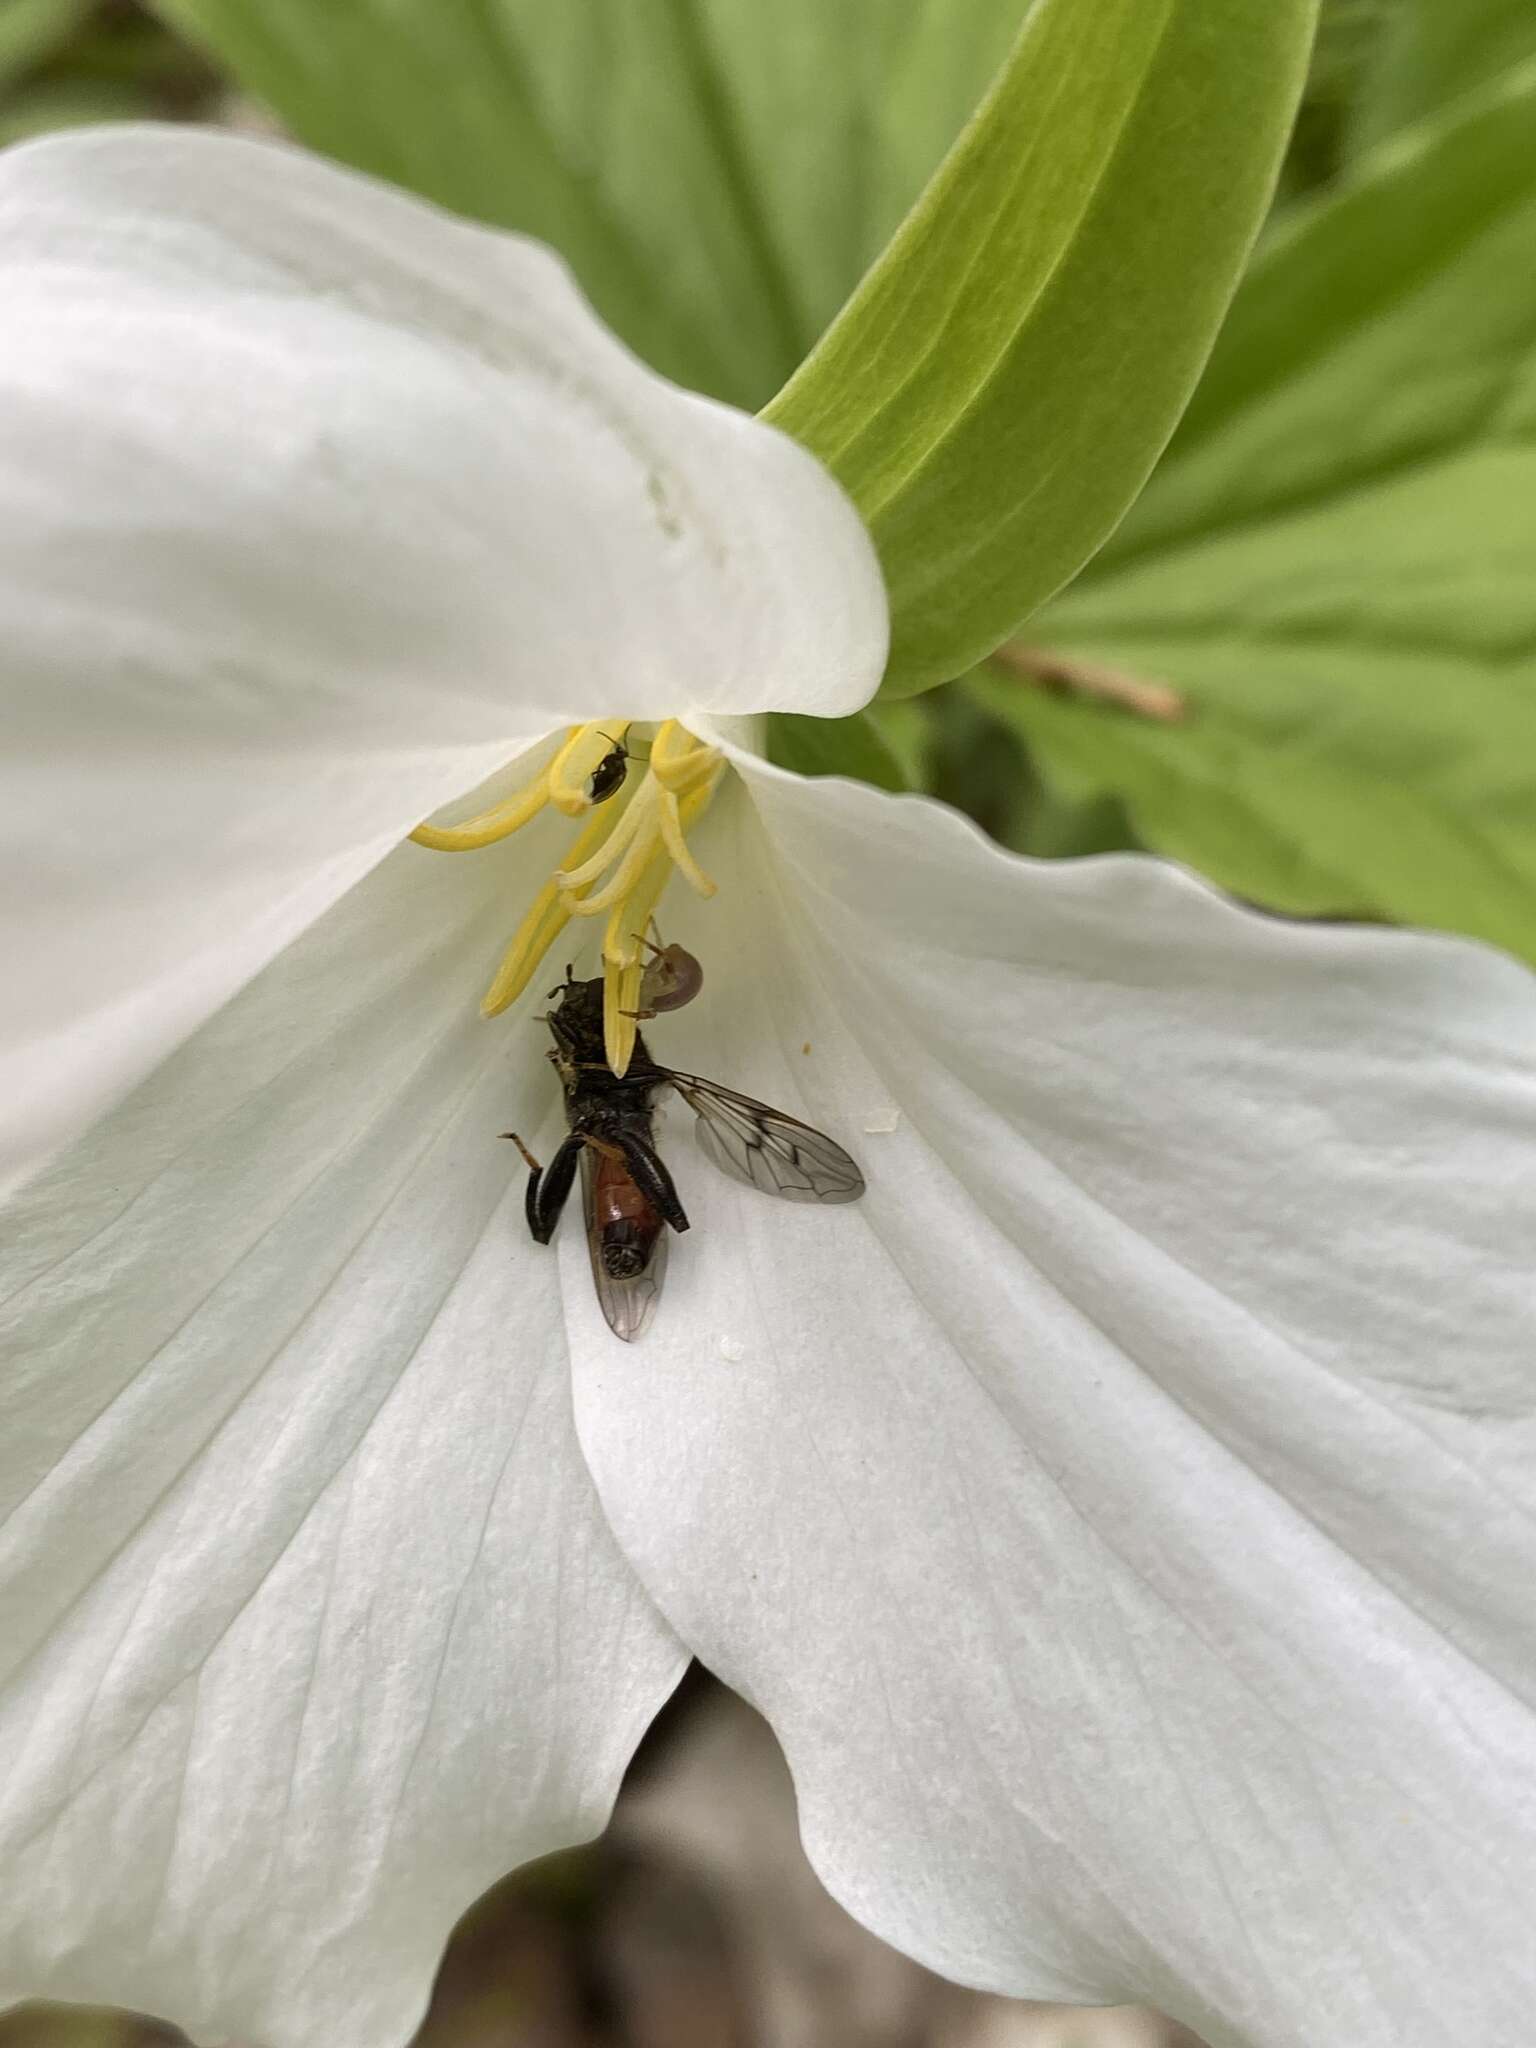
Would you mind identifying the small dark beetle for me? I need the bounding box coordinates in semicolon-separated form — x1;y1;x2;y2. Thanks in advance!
587;732;635;805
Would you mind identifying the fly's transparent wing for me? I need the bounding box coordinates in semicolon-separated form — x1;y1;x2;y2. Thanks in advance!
580;1144;668;1341
666;1073;865;1204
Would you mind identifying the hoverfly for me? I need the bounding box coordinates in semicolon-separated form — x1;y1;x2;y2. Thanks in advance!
505;939;864;1341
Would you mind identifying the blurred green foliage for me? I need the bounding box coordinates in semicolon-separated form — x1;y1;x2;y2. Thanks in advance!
145;0;1021;409
1279;0;1392;194
1353;0;1536;148
0;2008;186;2048
0;0;216;143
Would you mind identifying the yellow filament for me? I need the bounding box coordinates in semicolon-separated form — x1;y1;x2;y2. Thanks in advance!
658;780;719;897
546;720;632;816
564;788;665;919
557;776;658;893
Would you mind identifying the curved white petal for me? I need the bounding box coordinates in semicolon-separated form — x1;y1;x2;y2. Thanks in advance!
0;823;686;2047
0;124;885;1191
571;764;1536;2048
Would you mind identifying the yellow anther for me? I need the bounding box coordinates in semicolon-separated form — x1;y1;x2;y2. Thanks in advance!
479;801;617;1017
547;720;632;817
603;954;647;1078
479;888;569;1019
409;761;560;852
649;718;718;793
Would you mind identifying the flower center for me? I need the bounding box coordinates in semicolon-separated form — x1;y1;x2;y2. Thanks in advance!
410;719;725;1074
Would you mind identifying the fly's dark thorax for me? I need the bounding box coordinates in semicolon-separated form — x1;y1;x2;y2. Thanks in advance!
547;974;667;1102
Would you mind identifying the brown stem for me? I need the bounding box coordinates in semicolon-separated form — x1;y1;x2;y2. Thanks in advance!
994;641;1188;723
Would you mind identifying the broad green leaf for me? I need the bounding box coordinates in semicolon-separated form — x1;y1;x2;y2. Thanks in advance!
764;0;1319;699
1353;0;1536;150
1006;63;1536;964
765;710;910;792
147;0;1022;408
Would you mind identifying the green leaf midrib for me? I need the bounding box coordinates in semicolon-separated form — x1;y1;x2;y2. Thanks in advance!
850;0;1180;525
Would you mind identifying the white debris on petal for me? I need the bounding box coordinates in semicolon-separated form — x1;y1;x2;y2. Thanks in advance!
861;1106;901;1134
719;1336;746;1363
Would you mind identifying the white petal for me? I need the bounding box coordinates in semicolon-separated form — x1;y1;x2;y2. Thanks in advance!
571;763;1536;2048
0;822;685;2047
0;124;885;1191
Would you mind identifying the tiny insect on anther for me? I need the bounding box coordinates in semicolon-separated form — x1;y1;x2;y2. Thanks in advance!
587;731;641;805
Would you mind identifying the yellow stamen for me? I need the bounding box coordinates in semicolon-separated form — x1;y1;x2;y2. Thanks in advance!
658;783;718;897
410;715;725;1066
564;789;665;918
603;954;647;1076
650;718;718;793
408;743;571;850
557;777;658;894
597;773;721;1070
479;801;618;1017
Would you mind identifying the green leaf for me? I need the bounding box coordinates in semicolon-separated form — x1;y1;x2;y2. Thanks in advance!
0;78;152;145
1004;64;1536;965
146;0;1022;409
1353;0;1536;150
763;0;1319;699
1277;0;1395;198
861;698;932;790
0;0;96;91
765;710;910;793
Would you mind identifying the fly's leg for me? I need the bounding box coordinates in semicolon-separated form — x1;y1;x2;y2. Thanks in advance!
503;1131;583;1244
616;1131;690;1233
580;1133;626;1163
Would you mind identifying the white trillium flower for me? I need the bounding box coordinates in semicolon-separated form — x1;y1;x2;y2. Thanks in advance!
3;124;1535;2048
